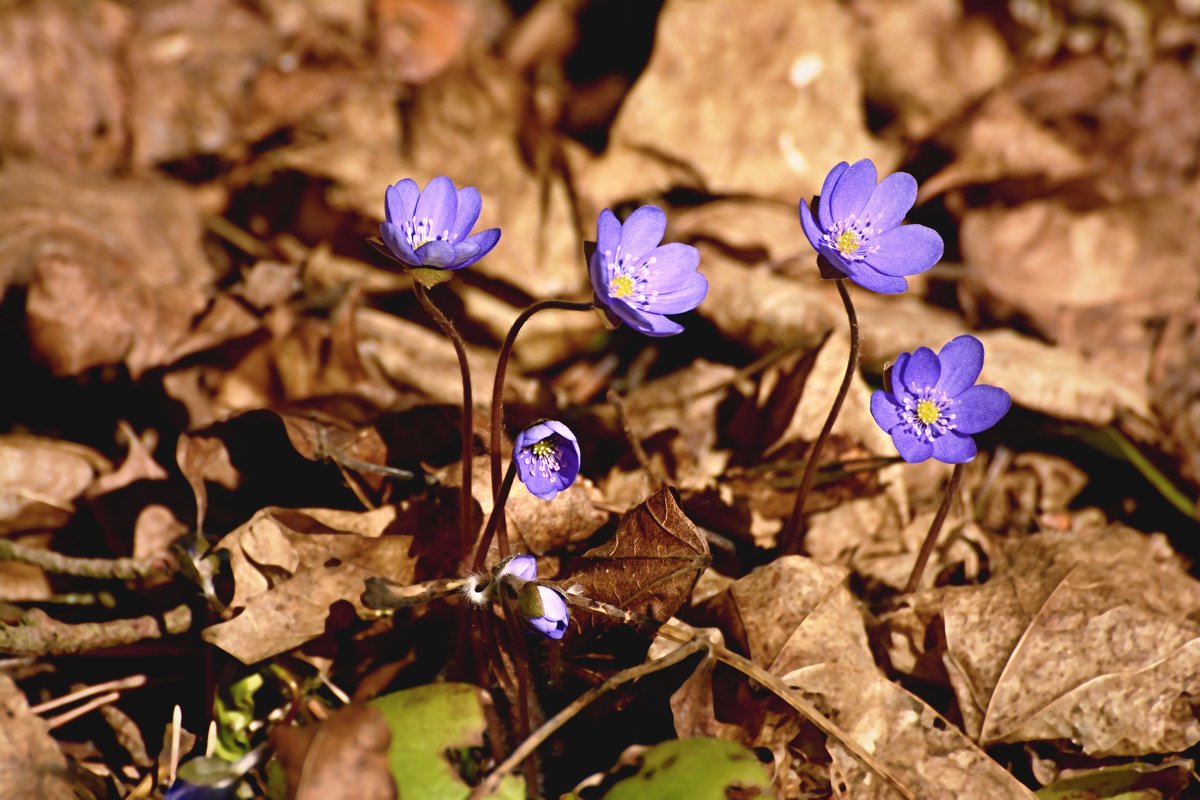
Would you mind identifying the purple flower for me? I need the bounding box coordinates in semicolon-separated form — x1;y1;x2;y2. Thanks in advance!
379;176;500;271
799;160;943;294
518;582;570;640
495;554;537;583
514;420;580;501
588;206;707;337
870;335;1011;463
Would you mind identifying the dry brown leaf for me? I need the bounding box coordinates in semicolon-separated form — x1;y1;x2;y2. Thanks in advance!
271;703;395;800
375;0;478;84
0;163;216;376
176;433;239;536
0;0;129;171
0;673;74;800
0;533;53;602
458;284;598;372
578;0;894;205
202;506;435;663
88;422;168;498
888;526;1200;756
0;434;110;536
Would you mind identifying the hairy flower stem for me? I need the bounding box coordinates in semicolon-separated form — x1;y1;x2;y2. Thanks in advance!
779;278;859;555
489;299;594;558
414;282;475;555
472;459;518;571
903;462;965;594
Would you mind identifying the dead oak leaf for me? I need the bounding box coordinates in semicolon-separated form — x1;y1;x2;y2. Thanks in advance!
0;674;74;800
0;434;110;535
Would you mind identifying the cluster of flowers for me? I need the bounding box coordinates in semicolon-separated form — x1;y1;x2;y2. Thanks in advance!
379;161;1011;638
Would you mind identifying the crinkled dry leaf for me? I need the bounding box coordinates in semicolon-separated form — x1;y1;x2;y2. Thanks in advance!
0;673;74;800
271;703;395;800
579;0;894;205
567;488;709;626
0;434;109;535
889;527;1200;756
88;422;168;497
176;433;239;536
202;506;431;663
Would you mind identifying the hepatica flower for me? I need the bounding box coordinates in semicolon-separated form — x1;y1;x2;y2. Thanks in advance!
799;159;943;294
871;335;1011;463
518;582;570;639
514;420;580;501
380;176;500;271
588;206;707;337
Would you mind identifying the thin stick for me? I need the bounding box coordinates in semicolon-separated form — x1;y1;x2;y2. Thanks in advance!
903;463;965;594
0;539;170;580
608;388;666;490
471;458;519;571
779;278;859;555
30;674;147;715
44;691;120;729
414;281;475;554
471;636;708;799
0;605;192;656
169;704;182;787
489;299;594;558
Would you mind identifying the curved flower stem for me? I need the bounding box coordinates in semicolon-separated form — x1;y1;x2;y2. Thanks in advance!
489;299;594;559
472;458;518;571
779;278;859;555
903;462;965;594
413;281;475;555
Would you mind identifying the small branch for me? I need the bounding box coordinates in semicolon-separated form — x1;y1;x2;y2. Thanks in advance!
607;388;667;490
361;576;470;612
903;463;966;594
0;539;172;580
0;605;192;657
779;278;859;555
45;691;120;729
414;281;476;555
29;673;147;715
471;458;519;572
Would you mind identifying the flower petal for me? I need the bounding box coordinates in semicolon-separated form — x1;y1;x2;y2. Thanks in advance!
380;221;418;267
607;300;685;337
932;431;977;463
414;238;456;268
817;161;849;230
837;259;910;293
870;390;903;432
858;171;917;233
385;179;419;224
414;176;458;233
828;159;878;223
541;420;579;445
799;200;825;252
619;205;667;259
451;186;482;241
596;208;621;254
636;244;707;314
449;228;500;269
516;421;556;450
889;352;914;402
899;347;940;393
935;335;984;397
862;224;943;277
536;585;568;621
497;554;537;582
952;385;1011;434
889;426;933;463
588;251;608;298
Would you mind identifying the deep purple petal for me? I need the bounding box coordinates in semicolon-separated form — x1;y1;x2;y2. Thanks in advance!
935;336;985;397
899;347;941;393
817;161;849;230
637;244;707;314
862;224;943;277
838;260;910;294
607;300;685;337
450;186;482;241
555;444;580;488
889;352;914;402
449;228;501;269
588;251;608;298
497;554;537;582
380;221;419;267
541;419;579;446
414;176;458;234
536;585;568;621
596;208;621;254
889;426;933;463
641;272;708;314
828;159;878;223
385;179;419;224
858;171;917;233
932;431;977;463
952;385;1011;434
870;390;903;433
414;238;456;268
515;422;556;451
520;467;561;500
619;205;667;259
799;199;825;252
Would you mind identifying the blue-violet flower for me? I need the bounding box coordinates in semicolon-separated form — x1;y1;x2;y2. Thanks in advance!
380;176;500;271
870;335;1011;463
518;582;569;640
495;553;537;583
588;205;707;336
514;420;580;501
799;159;943;294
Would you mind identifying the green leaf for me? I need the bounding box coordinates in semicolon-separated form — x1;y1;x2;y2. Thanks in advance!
370;683;523;800
1036;760;1192;800
603;738;773;800
213;672;264;761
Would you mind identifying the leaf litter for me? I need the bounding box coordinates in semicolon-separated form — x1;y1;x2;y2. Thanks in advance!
1;0;1199;798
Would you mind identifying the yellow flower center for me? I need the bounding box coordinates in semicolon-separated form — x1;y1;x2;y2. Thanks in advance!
610;275;635;298
531;440;554;458
836;230;860;255
916;399;941;425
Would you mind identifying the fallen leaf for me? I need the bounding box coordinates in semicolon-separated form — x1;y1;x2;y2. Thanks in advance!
1035;758;1193;800
272;703;395;800
87;421;168;497
0;434;109;535
0;673;74;799
603;738;773;800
